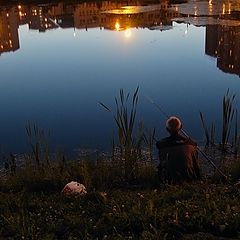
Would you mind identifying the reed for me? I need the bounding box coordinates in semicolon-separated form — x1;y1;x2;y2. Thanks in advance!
200;90;239;152
232;110;240;154
99;87;155;183
143;127;156;163
199;112;215;146
26;122;50;166
221;90;235;151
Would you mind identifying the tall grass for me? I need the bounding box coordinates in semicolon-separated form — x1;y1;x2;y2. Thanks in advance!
26;122;51;166
99;87;156;183
221;90;235;151
200;90;240;153
232;110;240;154
199;112;215;146
1;110;157;192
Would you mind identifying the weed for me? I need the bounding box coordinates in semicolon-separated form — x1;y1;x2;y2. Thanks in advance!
221;90;236;151
100;87;155;183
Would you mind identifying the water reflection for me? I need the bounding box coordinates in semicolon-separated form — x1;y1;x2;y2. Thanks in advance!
1;0;240;76
0;1;178;54
0;7;19;55
206;25;240;76
174;0;240;76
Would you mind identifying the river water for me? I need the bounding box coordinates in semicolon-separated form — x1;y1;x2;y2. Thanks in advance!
0;0;240;154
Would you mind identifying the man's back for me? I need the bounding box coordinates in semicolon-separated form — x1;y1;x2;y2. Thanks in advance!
156;134;201;183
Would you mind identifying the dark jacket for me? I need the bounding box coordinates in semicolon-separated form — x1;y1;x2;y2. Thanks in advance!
156;133;201;183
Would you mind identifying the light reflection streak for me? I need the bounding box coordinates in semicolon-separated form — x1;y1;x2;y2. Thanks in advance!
115;21;120;31
208;0;212;13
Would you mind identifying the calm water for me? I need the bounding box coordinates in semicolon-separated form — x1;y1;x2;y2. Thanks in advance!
0;0;240;154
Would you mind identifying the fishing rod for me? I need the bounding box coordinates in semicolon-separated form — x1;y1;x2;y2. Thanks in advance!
146;95;228;181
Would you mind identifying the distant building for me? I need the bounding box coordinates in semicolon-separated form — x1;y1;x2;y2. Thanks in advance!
205;25;218;57
46;3;75;28
205;25;240;77
28;6;58;32
0;7;20;55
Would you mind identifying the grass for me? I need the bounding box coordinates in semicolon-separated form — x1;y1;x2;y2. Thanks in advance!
199;112;216;147
221;90;236;151
200;90;240;153
0;181;239;239
0;131;239;239
99;87;155;183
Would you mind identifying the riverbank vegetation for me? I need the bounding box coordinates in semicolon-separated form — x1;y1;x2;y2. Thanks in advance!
0;88;240;239
0;149;240;239
1;181;239;239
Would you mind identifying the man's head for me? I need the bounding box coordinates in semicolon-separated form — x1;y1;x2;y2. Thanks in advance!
166;116;182;135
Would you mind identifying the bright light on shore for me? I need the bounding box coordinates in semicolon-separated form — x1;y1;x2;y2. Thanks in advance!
115;21;120;31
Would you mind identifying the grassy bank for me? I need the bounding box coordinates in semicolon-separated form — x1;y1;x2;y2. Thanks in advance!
0;181;239;239
0;146;239;239
0;152;240;239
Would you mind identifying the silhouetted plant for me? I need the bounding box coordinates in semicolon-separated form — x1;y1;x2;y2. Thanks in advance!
99;87;154;182
221;90;235;151
143;127;156;163
199;112;215;146
232;110;240;154
26;122;50;166
200;90;239;153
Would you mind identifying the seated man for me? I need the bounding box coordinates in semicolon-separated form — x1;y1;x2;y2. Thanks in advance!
156;116;201;184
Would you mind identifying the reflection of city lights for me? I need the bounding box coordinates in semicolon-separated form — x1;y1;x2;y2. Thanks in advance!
194;5;197;16
208;0;212;12
73;32;76;37
18;5;21;9
115;21;120;31
6;13;9;17
228;3;231;14
222;4;225;14
32;9;37;16
124;28;132;38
